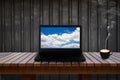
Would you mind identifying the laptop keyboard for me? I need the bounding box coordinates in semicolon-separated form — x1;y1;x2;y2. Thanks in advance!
34;53;86;62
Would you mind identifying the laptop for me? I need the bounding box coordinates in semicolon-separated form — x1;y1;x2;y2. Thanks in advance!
34;25;86;62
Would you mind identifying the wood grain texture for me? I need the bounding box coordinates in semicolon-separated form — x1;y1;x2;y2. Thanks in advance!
118;0;120;52
0;0;2;51
23;0;31;51
33;0;39;52
30;0;34;52
71;0;78;25
2;0;5;52
81;0;89;51
0;52;120;74
0;0;119;80
11;0;14;51
62;0;68;25
14;0;21;51
98;0;108;50
49;0;53;25
108;0;117;52
0;0;119;52
89;0;98;51
20;0;24;52
53;0;59;25
1;52;120;80
4;0;12;51
43;0;49;25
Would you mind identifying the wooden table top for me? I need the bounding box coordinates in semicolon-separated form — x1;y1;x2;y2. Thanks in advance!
0;52;120;74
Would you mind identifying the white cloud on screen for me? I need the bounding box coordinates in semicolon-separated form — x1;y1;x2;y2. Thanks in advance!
41;27;80;48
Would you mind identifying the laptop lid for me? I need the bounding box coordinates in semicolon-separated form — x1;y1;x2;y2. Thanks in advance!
39;25;82;55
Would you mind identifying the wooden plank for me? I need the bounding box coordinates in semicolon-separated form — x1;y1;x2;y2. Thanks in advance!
79;53;87;67
85;52;102;67
49;61;57;67
63;62;72;78
84;52;101;63
71;62;80;67
0;53;11;58
20;0;24;51
0;52;16;61
33;0;39;51
56;62;64;67
112;52;120;58
81;0;89;51
53;0;59;25
64;62;71;67
14;0;21;51
23;0;31;51
19;53;36;67
1;0;5;52
112;52;120;54
40;61;49;67
27;53;36;66
111;54;120;62
34;61;41;67
30;0;34;51
83;52;94;67
78;0;82;25
108;0;117;52
79;62;87;67
91;52;109;64
95;52;117;66
88;0;91;51
99;0;108;50
109;55;120;63
0;0;2;51
49;0;53;25
71;0;78;25
80;52;94;67
43;0;49;25
68;0;72;24
118;0;120;52
89;0;98;51
3;53;26;66
4;0;12;51
90;52;110;77
11;53;32;65
108;55;120;71
62;0;68;25
0;53;21;64
84;53;103;76
11;0;15;51
39;0;43;25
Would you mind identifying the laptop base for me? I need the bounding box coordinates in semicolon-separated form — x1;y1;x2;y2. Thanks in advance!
34;53;86;62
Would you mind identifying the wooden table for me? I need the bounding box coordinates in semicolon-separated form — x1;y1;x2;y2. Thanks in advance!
0;52;120;80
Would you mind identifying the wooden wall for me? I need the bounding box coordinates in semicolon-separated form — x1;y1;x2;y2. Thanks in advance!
0;0;120;80
0;0;120;52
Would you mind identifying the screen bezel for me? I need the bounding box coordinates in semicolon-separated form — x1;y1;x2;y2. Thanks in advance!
39;25;82;52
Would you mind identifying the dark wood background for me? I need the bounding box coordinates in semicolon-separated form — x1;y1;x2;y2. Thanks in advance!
0;0;120;80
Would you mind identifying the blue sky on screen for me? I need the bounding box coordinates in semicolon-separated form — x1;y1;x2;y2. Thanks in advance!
41;27;80;48
41;27;76;35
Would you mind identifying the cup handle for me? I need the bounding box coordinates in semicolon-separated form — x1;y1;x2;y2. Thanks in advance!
110;52;113;55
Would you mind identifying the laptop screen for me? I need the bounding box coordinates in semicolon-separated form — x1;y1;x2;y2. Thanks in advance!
40;25;81;49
